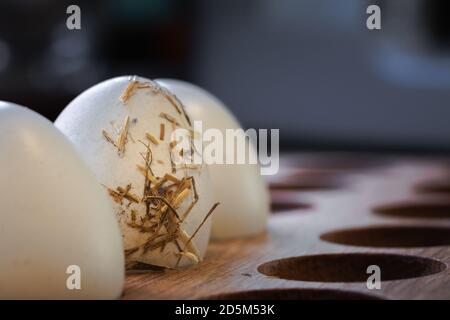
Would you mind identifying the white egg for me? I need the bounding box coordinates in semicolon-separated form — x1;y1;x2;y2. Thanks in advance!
55;76;216;269
0;101;124;299
156;79;269;240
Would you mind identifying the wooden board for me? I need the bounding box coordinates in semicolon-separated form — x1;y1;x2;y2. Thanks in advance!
123;153;450;300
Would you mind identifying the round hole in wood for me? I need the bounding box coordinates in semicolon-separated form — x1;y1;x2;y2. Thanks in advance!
271;202;311;213
416;180;450;195
269;171;343;191
283;156;386;171
374;202;450;219
320;225;450;247
205;288;383;300
257;253;446;282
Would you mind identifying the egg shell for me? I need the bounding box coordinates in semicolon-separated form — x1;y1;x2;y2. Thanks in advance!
0;102;124;299
156;79;269;240
55;76;215;268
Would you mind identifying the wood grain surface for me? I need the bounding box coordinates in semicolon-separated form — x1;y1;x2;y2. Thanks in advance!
123;153;450;300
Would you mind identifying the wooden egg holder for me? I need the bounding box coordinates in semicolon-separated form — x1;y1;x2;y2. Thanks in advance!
123;153;450;300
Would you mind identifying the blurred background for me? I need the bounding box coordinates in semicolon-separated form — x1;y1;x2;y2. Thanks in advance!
1;0;450;153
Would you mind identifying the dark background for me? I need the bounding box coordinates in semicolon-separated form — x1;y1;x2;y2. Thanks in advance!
1;0;450;153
